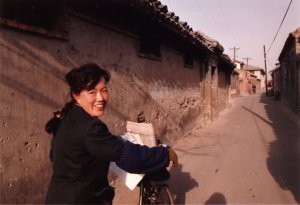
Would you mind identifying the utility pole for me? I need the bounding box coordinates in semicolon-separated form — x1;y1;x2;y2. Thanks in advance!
230;46;240;61
243;57;252;69
263;45;268;96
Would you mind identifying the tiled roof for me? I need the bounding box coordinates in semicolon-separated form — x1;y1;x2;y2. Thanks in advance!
291;27;300;37
244;64;265;72
233;59;245;65
221;53;234;67
69;0;234;68
194;31;224;53
269;67;280;74
279;27;300;60
137;0;228;55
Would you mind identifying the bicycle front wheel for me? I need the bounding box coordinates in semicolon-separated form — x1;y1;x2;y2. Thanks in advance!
157;186;174;205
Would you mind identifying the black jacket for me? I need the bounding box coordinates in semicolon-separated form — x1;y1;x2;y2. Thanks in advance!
45;104;169;204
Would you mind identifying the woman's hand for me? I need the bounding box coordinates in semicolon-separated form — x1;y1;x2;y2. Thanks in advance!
168;147;178;166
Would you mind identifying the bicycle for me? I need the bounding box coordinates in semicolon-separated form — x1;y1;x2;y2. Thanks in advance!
138;168;174;205
126;118;175;205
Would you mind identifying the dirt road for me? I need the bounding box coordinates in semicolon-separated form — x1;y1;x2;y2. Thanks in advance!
114;94;299;204
168;94;299;204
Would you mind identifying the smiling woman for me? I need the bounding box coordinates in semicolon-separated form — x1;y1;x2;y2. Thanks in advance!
69;68;109;117
43;63;178;204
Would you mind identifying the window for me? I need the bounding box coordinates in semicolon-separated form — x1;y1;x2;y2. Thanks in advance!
184;51;193;68
139;31;161;60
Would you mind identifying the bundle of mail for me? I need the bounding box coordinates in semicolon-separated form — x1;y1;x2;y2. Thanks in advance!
109;121;156;190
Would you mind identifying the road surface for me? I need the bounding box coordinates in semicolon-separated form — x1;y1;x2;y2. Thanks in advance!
168;94;299;204
114;94;300;204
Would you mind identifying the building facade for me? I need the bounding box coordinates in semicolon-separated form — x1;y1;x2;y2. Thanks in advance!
278;27;300;114
270;66;281;96
243;65;266;92
0;0;235;203
232;60;265;95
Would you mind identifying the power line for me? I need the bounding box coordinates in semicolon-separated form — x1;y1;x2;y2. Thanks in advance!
194;0;221;38
216;0;237;45
267;0;293;53
266;55;274;69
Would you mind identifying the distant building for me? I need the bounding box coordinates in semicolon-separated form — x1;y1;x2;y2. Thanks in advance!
243;65;266;91
230;69;239;96
233;59;245;70
232;60;264;95
231;60;244;96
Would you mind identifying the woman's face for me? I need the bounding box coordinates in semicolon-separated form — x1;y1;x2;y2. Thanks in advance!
73;77;109;117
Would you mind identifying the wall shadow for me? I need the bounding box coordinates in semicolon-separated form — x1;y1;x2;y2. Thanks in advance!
260;95;300;203
168;164;198;204
0;36;66;82
204;192;227;204
1;73;61;109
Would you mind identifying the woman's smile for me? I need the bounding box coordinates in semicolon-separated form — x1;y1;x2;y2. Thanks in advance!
73;77;109;117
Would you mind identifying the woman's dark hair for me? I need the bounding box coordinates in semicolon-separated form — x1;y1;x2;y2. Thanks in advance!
45;63;110;134
65;63;110;95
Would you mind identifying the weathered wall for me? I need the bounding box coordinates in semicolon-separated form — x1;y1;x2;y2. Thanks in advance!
272;69;281;92
209;59;219;120
0;14;211;203
297;39;300;113
281;45;299;113
218;68;230;113
279;28;300;114
239;70;253;95
293;37;300;113
0;22;72;203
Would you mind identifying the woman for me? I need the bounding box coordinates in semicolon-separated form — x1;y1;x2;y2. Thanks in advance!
44;63;178;204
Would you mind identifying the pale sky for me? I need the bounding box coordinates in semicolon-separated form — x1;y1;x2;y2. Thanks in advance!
160;0;300;73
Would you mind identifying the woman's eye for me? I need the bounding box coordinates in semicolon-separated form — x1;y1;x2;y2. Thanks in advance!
89;91;96;95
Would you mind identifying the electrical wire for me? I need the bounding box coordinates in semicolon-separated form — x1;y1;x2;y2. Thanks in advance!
216;0;237;46
266;55;274;69
194;0;221;38
267;0;293;53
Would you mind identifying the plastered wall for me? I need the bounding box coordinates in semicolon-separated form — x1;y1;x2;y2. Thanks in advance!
0;15;214;203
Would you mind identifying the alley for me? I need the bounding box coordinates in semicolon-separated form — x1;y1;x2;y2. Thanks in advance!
168;94;300;204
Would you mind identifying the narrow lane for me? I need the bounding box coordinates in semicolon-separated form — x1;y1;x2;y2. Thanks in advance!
169;94;299;204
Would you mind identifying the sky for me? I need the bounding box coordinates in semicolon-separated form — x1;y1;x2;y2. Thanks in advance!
160;0;300;75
